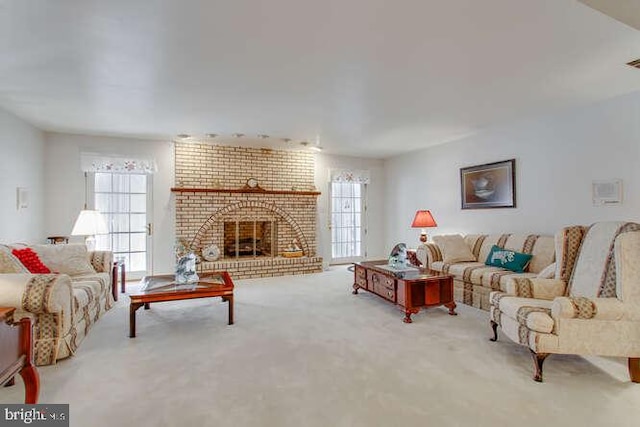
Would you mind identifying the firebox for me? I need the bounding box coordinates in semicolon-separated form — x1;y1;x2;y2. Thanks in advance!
224;220;276;258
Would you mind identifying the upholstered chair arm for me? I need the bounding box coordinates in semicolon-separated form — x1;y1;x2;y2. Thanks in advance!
551;297;626;321
89;251;113;273
505;277;567;300
415;243;442;269
0;273;73;314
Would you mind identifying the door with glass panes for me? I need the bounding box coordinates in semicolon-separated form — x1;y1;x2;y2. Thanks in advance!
94;172;152;278
330;181;366;264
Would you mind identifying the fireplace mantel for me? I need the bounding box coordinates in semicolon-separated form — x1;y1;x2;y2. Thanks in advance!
171;187;321;196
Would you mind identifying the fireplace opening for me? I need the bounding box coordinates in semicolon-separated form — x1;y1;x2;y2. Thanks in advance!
224;220;275;258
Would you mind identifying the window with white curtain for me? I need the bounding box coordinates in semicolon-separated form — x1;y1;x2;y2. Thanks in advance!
329;169;369;263
94;172;149;273
331;182;364;260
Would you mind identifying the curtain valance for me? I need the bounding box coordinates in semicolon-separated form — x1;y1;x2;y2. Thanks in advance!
80;153;157;174
329;168;370;184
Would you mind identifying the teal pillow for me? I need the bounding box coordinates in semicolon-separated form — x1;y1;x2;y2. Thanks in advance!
485;245;533;273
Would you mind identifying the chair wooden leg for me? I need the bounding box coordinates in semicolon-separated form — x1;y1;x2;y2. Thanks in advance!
489;320;498;342
628;358;640;383
530;350;549;382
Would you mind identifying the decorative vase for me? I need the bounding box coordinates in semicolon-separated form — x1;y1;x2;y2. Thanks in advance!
175;253;199;284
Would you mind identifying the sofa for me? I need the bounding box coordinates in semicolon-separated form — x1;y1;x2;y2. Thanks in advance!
416;233;556;310
0;243;114;365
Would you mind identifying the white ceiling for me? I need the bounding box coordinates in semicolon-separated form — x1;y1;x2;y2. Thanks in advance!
1;0;639;158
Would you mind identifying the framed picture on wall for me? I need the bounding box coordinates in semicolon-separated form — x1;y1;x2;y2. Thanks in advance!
460;159;516;209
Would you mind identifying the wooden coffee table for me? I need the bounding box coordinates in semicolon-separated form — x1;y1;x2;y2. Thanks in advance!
129;272;234;338
353;260;456;323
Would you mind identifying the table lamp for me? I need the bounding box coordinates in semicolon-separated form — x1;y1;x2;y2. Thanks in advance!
411;210;437;243
71;210;108;251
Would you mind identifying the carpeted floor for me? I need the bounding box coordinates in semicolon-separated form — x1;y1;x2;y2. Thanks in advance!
2;266;640;426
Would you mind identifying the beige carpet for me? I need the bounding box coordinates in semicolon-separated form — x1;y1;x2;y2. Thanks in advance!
2;266;640;426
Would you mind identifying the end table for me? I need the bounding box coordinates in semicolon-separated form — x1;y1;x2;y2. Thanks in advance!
112;259;126;302
0;307;40;403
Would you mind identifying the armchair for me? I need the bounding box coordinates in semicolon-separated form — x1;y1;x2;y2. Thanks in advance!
489;222;640;382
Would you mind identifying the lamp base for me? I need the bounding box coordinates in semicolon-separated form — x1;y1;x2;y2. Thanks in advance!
419;232;428;243
84;235;97;252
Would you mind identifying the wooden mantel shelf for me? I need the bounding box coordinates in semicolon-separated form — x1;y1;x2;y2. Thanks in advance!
171;187;321;196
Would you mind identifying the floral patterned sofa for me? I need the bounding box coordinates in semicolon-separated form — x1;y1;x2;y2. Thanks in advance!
416;233;556;310
0;243;113;365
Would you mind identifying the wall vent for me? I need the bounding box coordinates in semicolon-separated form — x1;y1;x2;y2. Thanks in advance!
627;58;640;69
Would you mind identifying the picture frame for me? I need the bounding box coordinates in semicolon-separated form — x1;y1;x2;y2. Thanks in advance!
460;159;516;209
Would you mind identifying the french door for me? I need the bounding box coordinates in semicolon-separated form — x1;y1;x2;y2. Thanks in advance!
330;181;366;264
93;172;152;278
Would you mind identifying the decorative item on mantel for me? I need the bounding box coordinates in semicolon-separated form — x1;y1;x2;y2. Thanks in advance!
282;240;303;258
411;210;437;243
243;177;266;191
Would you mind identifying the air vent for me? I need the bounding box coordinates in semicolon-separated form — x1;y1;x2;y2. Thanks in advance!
627;58;640;69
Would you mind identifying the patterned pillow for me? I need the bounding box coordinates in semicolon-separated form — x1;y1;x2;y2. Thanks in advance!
432;235;476;263
485;245;532;273
0;245;28;273
11;248;52;273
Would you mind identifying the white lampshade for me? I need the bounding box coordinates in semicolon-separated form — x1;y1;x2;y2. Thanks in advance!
71;210;109;236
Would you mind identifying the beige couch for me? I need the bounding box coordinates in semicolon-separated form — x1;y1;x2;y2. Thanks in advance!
0;243;113;365
416;233;556;310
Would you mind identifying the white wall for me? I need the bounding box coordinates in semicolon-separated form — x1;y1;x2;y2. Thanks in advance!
315;154;386;265
384;91;640;248
0;108;45;243
43;133;175;274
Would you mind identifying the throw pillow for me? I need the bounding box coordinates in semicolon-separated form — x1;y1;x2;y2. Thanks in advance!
31;244;96;276
537;262;556;279
0;245;28;273
485;245;533;273
11;248;52;273
432;235;476;263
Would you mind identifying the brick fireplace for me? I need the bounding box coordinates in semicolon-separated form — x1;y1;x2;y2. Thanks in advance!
173;142;323;279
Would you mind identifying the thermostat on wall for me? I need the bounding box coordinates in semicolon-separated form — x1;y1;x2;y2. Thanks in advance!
592;179;622;206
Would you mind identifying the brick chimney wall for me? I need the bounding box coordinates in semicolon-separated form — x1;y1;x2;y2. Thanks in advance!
173;142;323;279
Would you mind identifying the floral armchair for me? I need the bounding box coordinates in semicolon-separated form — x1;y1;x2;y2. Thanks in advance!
489;222;640;382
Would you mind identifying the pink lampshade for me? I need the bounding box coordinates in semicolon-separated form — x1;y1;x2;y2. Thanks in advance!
411;210;437;228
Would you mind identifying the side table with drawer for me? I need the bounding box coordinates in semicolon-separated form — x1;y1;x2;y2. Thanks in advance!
0;307;40;403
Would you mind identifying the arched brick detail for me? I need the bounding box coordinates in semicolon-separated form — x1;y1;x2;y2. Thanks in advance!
189;201;310;255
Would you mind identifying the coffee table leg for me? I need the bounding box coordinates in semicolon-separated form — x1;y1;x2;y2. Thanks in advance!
130;302;144;338
445;301;458;315
403;312;413;323
223;295;234;325
144;303;150;310
403;307;420;323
